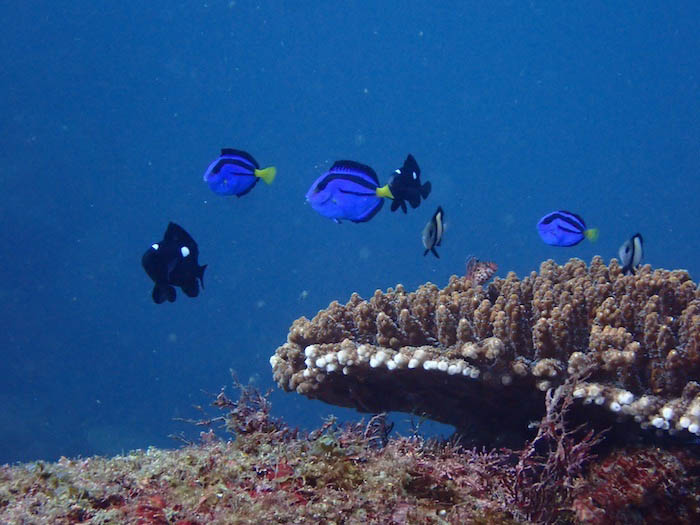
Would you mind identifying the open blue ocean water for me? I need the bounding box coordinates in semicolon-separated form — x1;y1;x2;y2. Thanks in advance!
1;1;698;464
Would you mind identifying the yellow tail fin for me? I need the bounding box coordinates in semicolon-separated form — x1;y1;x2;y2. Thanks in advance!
255;166;276;185
584;228;599;242
376;184;394;199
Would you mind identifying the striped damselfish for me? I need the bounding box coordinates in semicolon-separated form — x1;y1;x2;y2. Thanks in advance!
203;148;276;197
619;233;644;275
422;206;445;257
536;210;599;247
305;160;394;223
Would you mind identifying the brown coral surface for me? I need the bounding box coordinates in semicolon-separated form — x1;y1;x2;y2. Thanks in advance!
3;381;698;525
271;257;700;441
0;428;534;524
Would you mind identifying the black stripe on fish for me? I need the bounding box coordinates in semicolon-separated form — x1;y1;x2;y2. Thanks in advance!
211;157;256;175
315;173;378;192
541;211;586;232
220;148;260;168
339;188;380;197
329;160;380;186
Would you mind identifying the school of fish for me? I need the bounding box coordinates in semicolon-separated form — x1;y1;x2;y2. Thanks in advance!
142;149;644;302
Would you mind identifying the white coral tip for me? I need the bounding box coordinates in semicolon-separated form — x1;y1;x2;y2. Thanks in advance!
616;391;634;405
651;417;665;428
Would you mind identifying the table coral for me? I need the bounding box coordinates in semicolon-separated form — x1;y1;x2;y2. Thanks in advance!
271;257;700;441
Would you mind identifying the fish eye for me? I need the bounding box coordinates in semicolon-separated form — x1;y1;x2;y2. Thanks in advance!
151;243;159;250
180;246;190;257
412;172;417;179
395;169;401;174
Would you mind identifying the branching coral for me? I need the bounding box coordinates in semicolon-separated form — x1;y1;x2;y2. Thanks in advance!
271;257;700;441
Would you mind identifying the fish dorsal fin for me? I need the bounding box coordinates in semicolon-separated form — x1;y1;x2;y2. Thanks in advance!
164;222;197;249
330;160;379;186
220;148;260;169
559;210;586;229
403;154;420;177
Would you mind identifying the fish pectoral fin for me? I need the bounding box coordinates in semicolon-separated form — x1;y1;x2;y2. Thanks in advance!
390;199;405;213
255;166;277;185
152;284;176;304
421;181;431;199
376;184;394;199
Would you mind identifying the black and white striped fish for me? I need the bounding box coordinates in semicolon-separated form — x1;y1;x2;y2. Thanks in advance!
422;206;444;258
619;233;643;275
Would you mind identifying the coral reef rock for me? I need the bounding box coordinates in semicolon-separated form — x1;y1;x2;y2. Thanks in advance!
271;257;700;441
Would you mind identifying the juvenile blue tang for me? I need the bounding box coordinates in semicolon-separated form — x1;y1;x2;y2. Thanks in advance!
388;154;431;213
203;148;276;197
536;210;599;247
142;222;206;304
306;160;394;223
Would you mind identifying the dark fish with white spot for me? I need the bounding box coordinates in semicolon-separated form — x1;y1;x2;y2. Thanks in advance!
142;222;207;304
388;154;431;213
422;206;444;258
619;233;643;275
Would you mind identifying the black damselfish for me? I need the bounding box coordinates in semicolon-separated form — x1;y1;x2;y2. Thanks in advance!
142;222;207;304
388;154;431;213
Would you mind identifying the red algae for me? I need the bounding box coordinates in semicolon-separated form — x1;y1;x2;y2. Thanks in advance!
1;383;698;524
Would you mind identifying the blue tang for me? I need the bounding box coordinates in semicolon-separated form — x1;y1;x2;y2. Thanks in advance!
203;148;276;197
305;160;394;223
142;222;207;304
536;210;599;247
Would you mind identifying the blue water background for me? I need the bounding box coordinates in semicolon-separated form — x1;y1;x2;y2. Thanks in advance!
1;1;698;463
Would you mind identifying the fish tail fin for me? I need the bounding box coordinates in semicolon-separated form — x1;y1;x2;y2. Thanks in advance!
255;166;276;185
421;181;432;199
376;184;394;199
584;228;600;242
